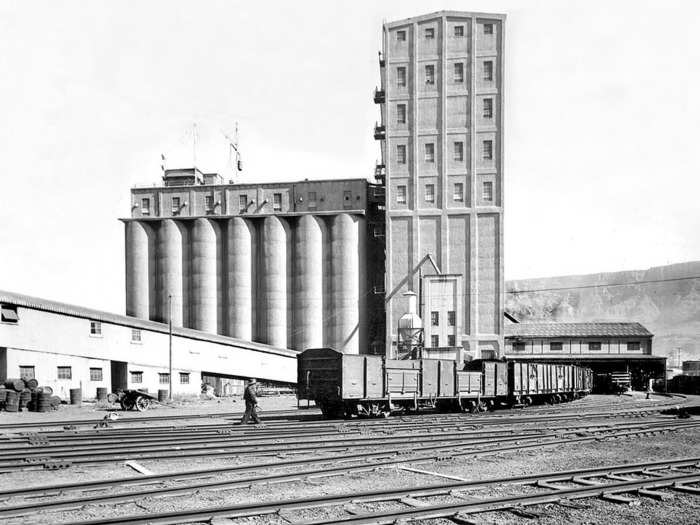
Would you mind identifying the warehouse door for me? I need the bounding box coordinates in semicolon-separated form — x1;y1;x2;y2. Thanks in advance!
110;361;128;392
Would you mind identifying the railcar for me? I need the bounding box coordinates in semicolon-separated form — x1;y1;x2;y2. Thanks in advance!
297;347;592;418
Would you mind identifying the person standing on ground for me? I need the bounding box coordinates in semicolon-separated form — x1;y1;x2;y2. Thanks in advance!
240;378;262;425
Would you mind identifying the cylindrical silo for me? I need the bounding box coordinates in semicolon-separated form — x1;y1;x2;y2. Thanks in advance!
125;221;153;319
259;216;289;348
190;218;220;333
293;215;325;350
157;219;187;327
331;213;361;354
226;217;254;340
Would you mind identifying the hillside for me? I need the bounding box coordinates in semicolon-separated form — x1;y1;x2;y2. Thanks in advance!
505;261;700;363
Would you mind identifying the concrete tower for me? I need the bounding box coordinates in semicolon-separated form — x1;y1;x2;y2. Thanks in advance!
375;11;505;359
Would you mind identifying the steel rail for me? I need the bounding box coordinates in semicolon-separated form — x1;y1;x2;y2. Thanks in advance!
1;421;697;514
36;458;700;524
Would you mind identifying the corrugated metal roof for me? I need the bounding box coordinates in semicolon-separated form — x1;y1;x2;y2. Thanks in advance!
505;322;653;339
0;289;297;357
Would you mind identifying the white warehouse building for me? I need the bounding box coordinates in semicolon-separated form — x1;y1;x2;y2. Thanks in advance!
0;291;297;400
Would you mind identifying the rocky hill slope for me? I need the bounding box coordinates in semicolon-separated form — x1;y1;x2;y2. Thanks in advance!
506;261;700;363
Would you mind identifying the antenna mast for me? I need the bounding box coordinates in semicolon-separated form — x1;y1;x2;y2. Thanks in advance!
222;122;243;181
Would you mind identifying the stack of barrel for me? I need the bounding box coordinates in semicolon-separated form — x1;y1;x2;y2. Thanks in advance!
0;378;62;412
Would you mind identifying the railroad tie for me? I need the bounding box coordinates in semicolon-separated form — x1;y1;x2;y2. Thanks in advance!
637;488;673;501
602;492;639;505
672;483;700;495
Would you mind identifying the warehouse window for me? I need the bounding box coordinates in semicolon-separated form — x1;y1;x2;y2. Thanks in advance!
425;143;435;162
396;185;407;204
159;373;170;384
141;198;150;215
396;30;406;41
454;63;464;83
482;140;493;160
425;65;435;85
205;195;214;213
396;144;407;164
513;342;526;352
397;104;406;124
454;25;464;37
19;366;35;379
273;193;282;211
57;366;72;380
90;321;102;336
130;371;143;384
627;341;641;351
131;328;141;343
484;23;494;35
483;182;494;201
483;61;494;81
180;372;190;384
550;342;563;351
171;196;181;215
447;311;456;326
90;368;103;381
425;27;434;39
448;335;456;347
239;194;248;212
454;141;464;161
453;183;464;202
397;67;406;87
425;184;435;203
483;98;493;119
1;303;18;323
588;342;602;351
431;335;440;348
308;191;317;209
431;311;439;326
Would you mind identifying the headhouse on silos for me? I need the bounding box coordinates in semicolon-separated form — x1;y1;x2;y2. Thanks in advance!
123;10;505;362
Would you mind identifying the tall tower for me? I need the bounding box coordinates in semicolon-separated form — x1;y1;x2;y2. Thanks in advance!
376;11;505;360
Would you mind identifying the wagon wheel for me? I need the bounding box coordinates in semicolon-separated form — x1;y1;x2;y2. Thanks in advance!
134;396;150;412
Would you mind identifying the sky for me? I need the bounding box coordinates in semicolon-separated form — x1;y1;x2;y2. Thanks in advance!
0;0;698;313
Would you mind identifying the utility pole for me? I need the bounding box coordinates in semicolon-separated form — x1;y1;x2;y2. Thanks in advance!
168;294;173;401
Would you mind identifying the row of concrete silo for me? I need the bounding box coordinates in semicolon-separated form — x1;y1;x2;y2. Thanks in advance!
125;214;367;353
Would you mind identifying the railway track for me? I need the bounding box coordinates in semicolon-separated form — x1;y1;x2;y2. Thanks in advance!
0;419;697;519
7;457;700;524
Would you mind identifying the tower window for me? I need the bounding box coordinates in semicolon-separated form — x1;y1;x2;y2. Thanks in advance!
1;303;18;323
483;181;494;201
131;328;141;342
397;104;406;124
448;311;456;326
431;335;440;348
425;65;435;85
397;144;407;164
482;140;493;160
453;183;464;202
204;195;214;213
447;335;456;347
171;196;181;215
239;194;248;212
484;23;494;35
425;27;435;39
397;67;407;87
483;61;494;81
141;198;150;215
396;185;407;204
454;25;464;37
424;143;435;162
454;63;464;83
90;321;102;336
308;191;317;208
425;184;435;203
454;141;464;161
273;193;282;211
431;311;439;326
483;98;493;118
397;30;406;41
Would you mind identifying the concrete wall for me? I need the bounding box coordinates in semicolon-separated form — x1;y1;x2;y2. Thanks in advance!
0;304;297;399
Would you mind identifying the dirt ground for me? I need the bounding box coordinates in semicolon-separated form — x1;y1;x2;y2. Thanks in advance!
0;394;699;524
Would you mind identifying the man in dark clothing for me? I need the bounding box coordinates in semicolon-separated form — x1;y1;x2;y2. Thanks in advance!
240;378;262;424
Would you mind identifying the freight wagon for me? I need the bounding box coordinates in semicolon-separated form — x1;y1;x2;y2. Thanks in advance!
297;348;592;418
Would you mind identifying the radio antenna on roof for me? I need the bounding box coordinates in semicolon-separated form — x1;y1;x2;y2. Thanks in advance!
222;122;243;180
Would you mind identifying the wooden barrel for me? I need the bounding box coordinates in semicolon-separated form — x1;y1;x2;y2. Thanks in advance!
96;387;108;401
24;378;39;390
4;390;19;412
0;388;7;403
69;388;82;405
39;386;53;395
36;392;52;412
19;389;32;409
4;379;25;392
158;389;169;402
